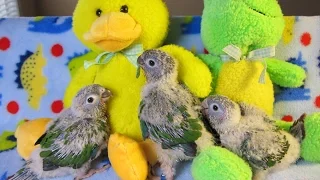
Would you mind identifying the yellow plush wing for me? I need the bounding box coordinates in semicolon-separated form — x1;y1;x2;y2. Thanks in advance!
108;134;148;180
159;45;212;98
15;118;52;160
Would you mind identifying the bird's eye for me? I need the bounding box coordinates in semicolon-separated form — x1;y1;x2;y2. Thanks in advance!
212;104;219;111
87;97;95;104
120;5;129;13
147;59;155;67
96;9;102;17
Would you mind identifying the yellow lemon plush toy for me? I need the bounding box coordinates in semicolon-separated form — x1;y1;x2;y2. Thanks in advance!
65;0;212;179
15;118;52;160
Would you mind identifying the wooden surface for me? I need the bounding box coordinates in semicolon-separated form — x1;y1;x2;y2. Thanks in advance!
18;0;320;16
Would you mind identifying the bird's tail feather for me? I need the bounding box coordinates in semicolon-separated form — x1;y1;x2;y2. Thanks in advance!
289;113;306;143
9;167;38;180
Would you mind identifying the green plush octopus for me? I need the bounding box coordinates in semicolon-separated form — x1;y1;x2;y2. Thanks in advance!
199;0;306;116
192;2;320;179
192;0;320;179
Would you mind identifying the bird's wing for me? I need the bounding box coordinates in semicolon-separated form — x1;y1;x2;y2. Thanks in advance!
139;100;149;140
240;132;290;170
38;117;102;170
239;102;268;118
145;101;202;156
144;119;202;157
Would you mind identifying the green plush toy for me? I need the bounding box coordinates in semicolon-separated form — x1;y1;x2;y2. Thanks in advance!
200;0;320;163
275;112;320;163
300;113;320;163
192;147;252;180
192;2;320;178
200;0;306;116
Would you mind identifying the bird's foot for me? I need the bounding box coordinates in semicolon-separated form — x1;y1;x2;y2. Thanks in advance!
147;162;161;180
74;164;111;180
160;164;174;180
147;174;161;180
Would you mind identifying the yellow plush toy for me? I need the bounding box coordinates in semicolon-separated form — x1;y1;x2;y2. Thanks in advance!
64;0;212;179
14;0;211;178
15;118;52;160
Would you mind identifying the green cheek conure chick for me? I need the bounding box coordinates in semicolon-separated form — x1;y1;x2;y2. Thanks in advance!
10;84;112;180
137;50;213;180
201;95;301;180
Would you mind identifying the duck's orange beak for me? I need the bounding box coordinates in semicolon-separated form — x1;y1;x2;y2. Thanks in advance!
84;13;142;52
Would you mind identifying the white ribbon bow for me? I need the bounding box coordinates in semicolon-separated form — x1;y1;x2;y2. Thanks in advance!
220;45;275;84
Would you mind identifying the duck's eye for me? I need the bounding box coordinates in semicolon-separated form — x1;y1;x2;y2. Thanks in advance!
87;97;95;104
96;9;102;17
120;5;129;13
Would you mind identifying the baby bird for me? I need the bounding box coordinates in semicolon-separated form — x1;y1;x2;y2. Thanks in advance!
201;95;300;180
11;84;112;180
137;50;213;180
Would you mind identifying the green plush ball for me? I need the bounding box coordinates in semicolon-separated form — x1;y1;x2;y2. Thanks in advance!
301;113;320;163
192;147;252;180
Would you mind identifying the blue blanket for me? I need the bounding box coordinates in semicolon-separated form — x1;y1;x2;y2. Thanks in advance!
0;16;320;179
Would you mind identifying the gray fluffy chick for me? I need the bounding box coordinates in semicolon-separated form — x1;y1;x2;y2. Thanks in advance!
10;84;112;180
137;50;213;180
201;95;300;180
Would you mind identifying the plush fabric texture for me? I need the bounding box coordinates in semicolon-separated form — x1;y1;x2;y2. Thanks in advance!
159;45;212;97
73;0;169;54
200;0;306;116
15;118;52;160
202;0;284;55
191;147;252;180
83;12;143;52
301;113;320;163
64;0;212;142
67;0;212;179
216;60;274;115
1;16;320;180
108;134;148;180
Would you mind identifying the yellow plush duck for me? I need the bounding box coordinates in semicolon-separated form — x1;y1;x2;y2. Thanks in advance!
16;0;212;179
66;0;211;140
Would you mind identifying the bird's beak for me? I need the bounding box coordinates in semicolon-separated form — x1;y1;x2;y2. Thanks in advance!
201;99;209;117
101;89;112;103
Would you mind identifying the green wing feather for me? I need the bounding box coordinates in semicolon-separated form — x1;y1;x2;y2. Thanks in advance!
147;103;202;149
39;121;101;169
241;133;290;170
40;144;99;169
139;101;149;140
